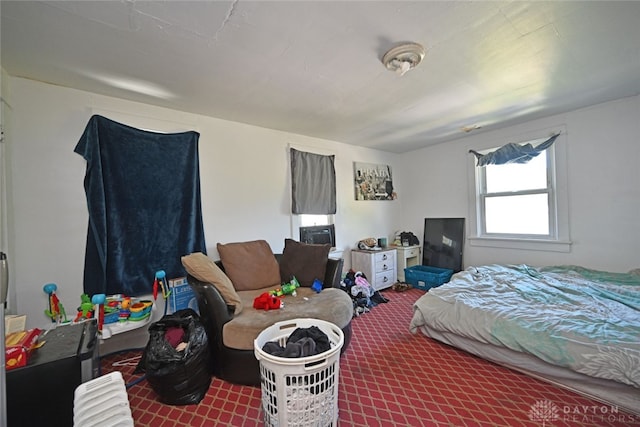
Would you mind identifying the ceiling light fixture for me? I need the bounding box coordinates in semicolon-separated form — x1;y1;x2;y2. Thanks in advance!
382;42;425;76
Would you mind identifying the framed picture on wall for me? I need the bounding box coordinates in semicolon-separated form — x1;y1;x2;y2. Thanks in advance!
353;162;396;200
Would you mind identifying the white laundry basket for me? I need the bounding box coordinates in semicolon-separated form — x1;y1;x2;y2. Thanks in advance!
254;318;344;427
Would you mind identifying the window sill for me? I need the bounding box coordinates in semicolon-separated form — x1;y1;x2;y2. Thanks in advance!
329;249;344;259
468;236;572;253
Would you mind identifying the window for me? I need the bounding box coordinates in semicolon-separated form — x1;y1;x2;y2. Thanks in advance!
289;145;338;247
299;215;335;247
300;214;332;227
468;130;571;252
478;150;554;237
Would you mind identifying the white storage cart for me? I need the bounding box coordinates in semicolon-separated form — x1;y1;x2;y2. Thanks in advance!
254;318;344;427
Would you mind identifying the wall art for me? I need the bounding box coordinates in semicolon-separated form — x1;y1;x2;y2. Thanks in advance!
353;162;396;200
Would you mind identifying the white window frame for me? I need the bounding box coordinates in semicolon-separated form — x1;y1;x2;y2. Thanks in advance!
467;128;572;253
477;144;556;238
299;214;333;227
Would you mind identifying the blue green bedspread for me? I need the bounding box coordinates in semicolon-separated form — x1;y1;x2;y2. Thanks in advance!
410;264;640;388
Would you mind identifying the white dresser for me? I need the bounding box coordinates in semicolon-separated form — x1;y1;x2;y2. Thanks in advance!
351;248;397;291
394;245;421;282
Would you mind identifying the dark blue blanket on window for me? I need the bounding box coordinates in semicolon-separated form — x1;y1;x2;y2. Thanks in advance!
469;133;560;166
74;115;207;296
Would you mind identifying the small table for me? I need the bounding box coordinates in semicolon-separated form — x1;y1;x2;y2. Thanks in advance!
7;320;99;427
393;245;421;282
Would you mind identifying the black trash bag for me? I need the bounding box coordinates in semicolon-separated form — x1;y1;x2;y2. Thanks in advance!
135;308;211;405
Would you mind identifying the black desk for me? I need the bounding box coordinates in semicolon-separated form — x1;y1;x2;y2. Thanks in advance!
6;320;99;427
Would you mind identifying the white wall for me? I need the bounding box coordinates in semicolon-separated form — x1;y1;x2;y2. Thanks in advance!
0;68;15;312
9;75;639;330
7;77;402;329
400;95;640;273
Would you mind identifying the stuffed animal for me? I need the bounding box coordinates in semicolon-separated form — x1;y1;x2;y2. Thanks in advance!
253;292;283;311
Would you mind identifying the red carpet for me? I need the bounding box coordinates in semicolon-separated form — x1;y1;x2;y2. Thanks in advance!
100;288;638;426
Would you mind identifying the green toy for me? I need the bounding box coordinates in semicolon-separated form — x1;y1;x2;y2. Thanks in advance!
281;276;301;296
269;287;284;297
269;276;301;297
74;293;94;322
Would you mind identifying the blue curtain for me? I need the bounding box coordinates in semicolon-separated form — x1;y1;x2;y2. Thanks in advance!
469;133;560;166
74;115;207;296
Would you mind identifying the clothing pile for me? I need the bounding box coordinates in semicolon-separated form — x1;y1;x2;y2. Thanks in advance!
341;270;389;317
262;326;330;358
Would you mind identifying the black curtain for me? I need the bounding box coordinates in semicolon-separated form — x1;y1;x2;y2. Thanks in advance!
74;115;207;296
290;148;336;214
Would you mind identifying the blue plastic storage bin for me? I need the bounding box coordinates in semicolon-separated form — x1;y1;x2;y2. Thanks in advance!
404;265;453;291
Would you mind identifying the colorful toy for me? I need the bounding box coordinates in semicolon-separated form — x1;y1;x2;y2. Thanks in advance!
270;276;301;297
290;276;301;288
281;282;297;296
153;270;171;300
283;276;301;296
253;292;283;311
91;293;106;333
102;308;120;324
128;300;153;321
311;279;323;293
121;296;132;309
101;294;152;324
43;283;67;323
74;293;94;322
268;287;284;297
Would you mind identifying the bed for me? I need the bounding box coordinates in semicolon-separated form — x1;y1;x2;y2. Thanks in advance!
409;264;640;415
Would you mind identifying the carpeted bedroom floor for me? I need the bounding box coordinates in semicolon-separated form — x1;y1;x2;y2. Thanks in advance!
100;288;638;426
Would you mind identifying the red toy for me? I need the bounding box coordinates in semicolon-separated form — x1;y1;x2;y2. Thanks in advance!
43;283;67;323
253;292;283;311
153;270;170;300
92;294;106;333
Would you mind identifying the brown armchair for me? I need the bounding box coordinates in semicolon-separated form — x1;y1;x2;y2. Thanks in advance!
187;254;352;386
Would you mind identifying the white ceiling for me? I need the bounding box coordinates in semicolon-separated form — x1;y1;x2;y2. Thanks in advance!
2;1;640;153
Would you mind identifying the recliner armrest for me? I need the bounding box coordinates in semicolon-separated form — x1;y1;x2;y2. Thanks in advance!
187;274;234;348
325;257;344;288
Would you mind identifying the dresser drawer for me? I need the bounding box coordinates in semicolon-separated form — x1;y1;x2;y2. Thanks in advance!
375;257;395;274
373;270;395;290
374;250;395;264
403;247;420;258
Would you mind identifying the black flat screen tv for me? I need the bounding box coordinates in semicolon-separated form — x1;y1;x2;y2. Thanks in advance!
423;218;465;272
